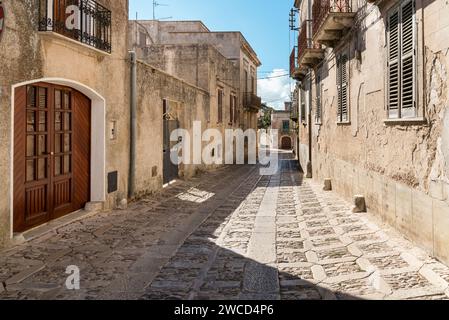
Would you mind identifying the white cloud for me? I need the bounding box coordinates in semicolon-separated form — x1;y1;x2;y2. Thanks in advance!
257;69;293;110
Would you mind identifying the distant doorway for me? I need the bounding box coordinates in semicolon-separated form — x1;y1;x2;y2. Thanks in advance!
281;136;292;150
163;99;179;184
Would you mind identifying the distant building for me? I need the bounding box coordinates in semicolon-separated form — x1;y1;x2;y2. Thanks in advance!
290;0;449;264
129;20;262;133
271;109;297;151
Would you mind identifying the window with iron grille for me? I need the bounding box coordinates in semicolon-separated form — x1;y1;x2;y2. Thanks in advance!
38;0;112;53
217;89;223;123
387;0;416;119
336;54;349;123
315;74;322;124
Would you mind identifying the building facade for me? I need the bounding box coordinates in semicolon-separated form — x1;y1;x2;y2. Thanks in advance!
271;103;298;151
0;1;261;247
129;20;262;134
0;0;131;244
290;0;449;263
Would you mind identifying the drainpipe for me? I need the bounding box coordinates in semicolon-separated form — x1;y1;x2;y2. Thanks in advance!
306;0;313;179
129;51;137;199
307;78;313;179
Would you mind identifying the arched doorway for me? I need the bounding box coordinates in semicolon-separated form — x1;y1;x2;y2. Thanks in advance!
13;83;92;232
281;136;292;150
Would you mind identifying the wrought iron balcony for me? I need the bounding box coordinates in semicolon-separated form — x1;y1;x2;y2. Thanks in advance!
38;0;112;53
298;20;324;68
312;0;356;48
290;47;307;81
243;93;262;112
290;100;299;122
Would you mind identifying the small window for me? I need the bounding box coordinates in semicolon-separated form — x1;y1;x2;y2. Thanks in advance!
300;88;306;123
230;94;237;124
233;96;238;124
217;89;223;123
336;54;349;123
282;120;290;132
315;75;322;124
139;32;147;47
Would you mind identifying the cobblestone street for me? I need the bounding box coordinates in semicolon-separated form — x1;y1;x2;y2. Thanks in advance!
1;151;449;300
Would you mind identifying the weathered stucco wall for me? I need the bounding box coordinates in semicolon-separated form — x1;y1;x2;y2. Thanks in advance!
135;61;212;196
129;20;262;133
0;0;130;245
296;0;449;263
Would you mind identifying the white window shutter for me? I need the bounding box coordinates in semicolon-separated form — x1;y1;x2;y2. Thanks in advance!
400;0;416;118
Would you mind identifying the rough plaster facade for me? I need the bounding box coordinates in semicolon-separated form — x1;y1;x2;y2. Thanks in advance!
129;20;262;133
293;0;449;264
0;1;262;248
135;61;212;195
0;0;131;246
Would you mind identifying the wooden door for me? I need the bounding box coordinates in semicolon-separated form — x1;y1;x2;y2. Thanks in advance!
281;137;292;150
14;83;91;232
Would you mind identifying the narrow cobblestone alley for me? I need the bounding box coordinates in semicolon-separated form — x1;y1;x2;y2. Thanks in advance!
1;151;449;300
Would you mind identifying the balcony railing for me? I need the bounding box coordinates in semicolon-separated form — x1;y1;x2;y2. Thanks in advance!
290;102;299;122
243;93;262;111
39;0;112;53
298;20;323;68
312;0;356;47
290;47;297;77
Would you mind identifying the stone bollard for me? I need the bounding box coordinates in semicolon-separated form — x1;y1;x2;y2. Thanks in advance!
306;162;313;179
352;195;367;213
323;179;332;191
117;199;128;210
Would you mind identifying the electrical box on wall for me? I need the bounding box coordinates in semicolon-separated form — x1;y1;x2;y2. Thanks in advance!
108;171;118;194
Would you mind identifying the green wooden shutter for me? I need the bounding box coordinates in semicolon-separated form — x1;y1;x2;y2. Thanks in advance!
400;0;416;118
337;56;342;122
316;75;322;124
337;54;348;122
341;55;349;122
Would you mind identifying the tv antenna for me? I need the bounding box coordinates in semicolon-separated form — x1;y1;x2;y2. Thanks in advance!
153;0;172;20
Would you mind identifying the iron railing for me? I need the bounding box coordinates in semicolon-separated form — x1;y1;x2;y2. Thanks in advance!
39;0;112;53
290;101;299;121
243;93;262;111
312;0;353;35
290;47;298;77
298;20;320;61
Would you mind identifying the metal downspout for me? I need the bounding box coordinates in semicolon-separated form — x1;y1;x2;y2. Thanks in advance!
129;51;137;199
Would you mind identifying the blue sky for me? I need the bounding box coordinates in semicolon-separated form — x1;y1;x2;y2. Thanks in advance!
129;0;295;109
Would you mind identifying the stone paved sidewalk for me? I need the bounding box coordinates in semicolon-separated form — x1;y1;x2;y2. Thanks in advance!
1;151;449;300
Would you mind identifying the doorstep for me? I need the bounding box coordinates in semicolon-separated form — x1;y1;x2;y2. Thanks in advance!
12;202;105;244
